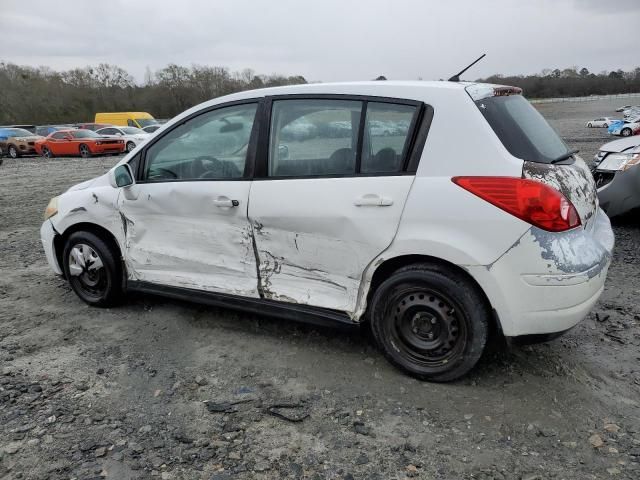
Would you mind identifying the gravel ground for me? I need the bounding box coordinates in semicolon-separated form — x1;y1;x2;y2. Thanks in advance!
1;102;640;480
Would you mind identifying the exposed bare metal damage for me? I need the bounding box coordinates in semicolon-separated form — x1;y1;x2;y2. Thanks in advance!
522;156;598;225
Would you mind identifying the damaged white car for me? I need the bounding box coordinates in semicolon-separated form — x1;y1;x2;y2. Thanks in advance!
40;81;614;381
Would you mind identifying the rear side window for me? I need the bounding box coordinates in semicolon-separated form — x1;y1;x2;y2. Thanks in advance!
471;93;570;164
269;99;362;177
361;102;416;173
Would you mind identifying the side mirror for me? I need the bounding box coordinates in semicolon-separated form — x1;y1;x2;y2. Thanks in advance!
278;144;289;160
109;164;134;188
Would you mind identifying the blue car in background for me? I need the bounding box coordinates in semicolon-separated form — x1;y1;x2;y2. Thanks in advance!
608;118;640;137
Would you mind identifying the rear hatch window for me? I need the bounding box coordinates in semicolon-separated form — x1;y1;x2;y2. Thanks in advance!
466;84;598;227
467;86;569;164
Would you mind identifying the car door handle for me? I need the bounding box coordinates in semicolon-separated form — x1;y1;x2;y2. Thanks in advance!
354;194;393;207
213;197;239;207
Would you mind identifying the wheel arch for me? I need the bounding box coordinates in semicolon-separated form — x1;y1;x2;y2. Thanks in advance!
54;222;123;279
359;254;502;337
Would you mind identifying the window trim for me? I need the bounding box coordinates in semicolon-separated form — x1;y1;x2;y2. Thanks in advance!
254;94;430;180
137;98;263;184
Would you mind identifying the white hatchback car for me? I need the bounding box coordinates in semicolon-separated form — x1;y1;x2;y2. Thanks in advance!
40;81;614;381
95;126;150;153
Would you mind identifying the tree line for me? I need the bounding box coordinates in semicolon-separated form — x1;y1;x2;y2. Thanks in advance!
0;62;307;125
477;67;640;99
2;62;640;125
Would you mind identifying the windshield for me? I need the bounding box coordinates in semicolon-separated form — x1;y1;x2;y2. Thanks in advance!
71;130;100;139
122;127;145;135
471;93;570;164
135;119;157;128
0;128;33;137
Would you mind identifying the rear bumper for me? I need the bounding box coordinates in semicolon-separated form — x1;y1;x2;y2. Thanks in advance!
467;208;614;337
40;220;63;275
596;166;640;217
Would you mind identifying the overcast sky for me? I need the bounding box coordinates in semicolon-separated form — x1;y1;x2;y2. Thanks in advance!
3;0;639;83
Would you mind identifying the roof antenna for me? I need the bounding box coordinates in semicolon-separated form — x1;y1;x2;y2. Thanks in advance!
448;54;486;82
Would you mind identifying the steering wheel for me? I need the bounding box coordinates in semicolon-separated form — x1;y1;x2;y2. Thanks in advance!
194;155;242;179
150;167;178;179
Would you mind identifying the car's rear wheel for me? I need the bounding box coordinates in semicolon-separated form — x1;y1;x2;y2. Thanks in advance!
603;123;608;128
42;146;53;158
369;263;489;382
621;128;632;137
79;144;91;158
126;141;135;153
62;231;122;307
587;123;592;128
8;145;19;158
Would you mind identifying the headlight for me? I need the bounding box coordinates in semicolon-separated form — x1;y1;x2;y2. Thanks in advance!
597;152;640;171
44;196;59;220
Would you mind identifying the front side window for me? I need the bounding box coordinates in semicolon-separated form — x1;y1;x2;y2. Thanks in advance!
361;102;416;173
269;99;362;177
98;128;117;135
71;130;99;139
143;103;257;181
51;132;67;140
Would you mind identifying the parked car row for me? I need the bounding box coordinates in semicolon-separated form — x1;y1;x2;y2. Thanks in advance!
0;111;162;158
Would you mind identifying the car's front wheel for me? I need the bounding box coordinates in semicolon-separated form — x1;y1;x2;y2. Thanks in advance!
8;145;19;158
621;128;632;137
126;141;136;153
369;263;489;382
603;123;608;128
79;144;91;158
41;146;53;158
62;231;122;307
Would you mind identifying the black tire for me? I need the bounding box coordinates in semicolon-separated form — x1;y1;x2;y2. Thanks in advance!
42;146;54;159
79;144;91;158
126;141;135;153
603;123;608;128
587;123;592;128
8;145;19;158
369;263;489;382
62;231;122;307
621;128;632;137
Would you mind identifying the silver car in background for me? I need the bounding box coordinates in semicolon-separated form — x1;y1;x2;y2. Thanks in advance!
592;136;640;217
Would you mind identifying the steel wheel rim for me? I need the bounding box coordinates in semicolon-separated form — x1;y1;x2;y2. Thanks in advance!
387;287;468;368
68;243;106;298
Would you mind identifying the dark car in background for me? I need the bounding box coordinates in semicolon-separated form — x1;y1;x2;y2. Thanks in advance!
73;123;113;131
36;125;76;137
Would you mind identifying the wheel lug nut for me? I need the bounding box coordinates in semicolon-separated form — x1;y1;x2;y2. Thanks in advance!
430;318;437;324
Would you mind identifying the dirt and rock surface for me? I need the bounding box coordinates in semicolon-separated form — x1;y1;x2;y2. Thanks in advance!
1;100;640;479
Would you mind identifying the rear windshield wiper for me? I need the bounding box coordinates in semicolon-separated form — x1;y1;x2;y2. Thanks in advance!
550;149;579;164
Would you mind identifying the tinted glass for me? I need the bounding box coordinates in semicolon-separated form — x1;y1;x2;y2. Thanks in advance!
122;127;144;135
269;99;362;176
98;128;116;135
474;94;570;164
144;103;257;181
136;119;157;127
71;130;99;139
51;132;67;139
361;103;415;173
2;128;32;137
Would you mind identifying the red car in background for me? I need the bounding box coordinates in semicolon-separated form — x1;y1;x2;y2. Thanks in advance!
35;129;125;158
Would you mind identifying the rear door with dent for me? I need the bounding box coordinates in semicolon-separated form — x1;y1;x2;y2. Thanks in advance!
248;96;428;313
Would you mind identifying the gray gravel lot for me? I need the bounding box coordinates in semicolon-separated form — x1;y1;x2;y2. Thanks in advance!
1;101;639;479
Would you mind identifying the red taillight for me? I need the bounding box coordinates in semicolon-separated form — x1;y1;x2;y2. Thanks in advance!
452;176;581;232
